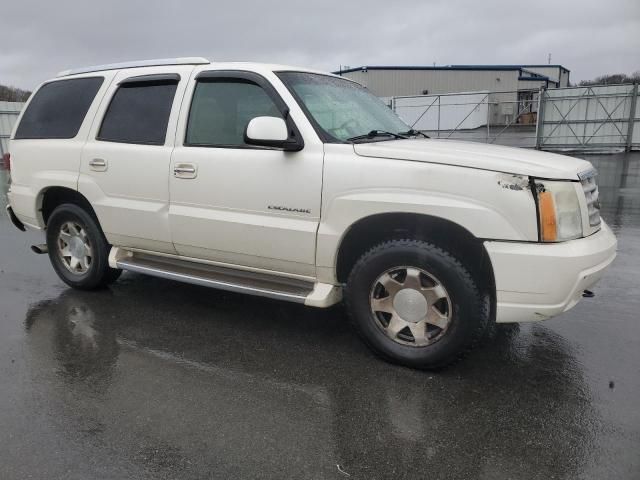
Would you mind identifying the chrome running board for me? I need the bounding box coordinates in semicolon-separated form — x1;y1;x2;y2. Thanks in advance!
108;247;342;307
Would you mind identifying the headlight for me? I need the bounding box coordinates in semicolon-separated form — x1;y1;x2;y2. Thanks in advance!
535;180;583;242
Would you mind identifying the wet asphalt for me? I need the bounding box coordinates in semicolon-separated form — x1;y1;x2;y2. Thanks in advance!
1;152;639;480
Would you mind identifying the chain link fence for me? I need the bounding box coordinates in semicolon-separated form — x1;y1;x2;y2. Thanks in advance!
392;84;640;152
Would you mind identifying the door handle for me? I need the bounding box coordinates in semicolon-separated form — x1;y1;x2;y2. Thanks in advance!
173;163;197;179
174;166;196;174
89;158;108;171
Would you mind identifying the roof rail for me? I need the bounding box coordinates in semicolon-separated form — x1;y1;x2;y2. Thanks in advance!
57;57;211;77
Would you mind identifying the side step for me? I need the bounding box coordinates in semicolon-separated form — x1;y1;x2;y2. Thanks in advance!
109;247;342;307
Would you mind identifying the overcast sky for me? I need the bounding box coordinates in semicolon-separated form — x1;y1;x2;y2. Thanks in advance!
2;0;638;90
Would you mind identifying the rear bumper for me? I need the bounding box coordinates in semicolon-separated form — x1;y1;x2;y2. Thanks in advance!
485;221;617;323
6;188;40;230
5;205;26;232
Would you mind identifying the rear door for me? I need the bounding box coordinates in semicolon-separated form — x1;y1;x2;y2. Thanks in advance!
168;70;324;277
79;66;192;253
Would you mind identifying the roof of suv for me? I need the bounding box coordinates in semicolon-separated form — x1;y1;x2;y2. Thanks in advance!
56;57;211;77
56;57;341;79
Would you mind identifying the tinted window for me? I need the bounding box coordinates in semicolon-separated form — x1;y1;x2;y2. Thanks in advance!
14;77;103;139
98;80;178;145
186;80;282;147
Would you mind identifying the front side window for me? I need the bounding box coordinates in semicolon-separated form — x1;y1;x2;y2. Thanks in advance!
14;77;104;139
98;79;178;145
185;79;283;147
277;72;410;142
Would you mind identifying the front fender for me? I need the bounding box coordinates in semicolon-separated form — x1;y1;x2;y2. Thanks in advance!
316;147;538;279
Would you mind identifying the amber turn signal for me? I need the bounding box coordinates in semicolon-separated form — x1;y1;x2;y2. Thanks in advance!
538;191;558;242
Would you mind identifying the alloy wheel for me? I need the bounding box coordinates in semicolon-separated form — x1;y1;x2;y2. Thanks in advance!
57;221;93;274
369;266;452;346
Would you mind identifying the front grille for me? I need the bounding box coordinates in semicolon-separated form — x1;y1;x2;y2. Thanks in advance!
579;169;601;228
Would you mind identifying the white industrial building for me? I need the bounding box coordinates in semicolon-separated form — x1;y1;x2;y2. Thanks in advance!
335;65;570;126
335;64;570;97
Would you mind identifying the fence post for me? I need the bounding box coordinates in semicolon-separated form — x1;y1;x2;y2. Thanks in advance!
626;83;638;152
437;95;441;138
486;94;490;143
535;87;546;150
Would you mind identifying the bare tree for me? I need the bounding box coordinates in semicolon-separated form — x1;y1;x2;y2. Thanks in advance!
0;84;32;102
579;71;640;86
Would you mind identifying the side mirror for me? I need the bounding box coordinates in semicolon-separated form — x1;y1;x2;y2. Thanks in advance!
244;116;303;151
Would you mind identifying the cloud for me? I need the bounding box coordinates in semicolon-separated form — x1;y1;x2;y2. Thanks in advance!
1;0;638;89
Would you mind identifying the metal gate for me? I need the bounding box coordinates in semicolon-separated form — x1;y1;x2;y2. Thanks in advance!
392;90;540;147
536;84;639;151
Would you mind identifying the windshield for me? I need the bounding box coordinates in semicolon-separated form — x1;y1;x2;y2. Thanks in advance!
277;72;410;142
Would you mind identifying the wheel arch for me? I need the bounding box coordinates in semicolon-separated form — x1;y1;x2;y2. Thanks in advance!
38;186;100;229
335;212;495;305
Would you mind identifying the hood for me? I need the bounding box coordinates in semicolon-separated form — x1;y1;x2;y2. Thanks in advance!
353;139;593;179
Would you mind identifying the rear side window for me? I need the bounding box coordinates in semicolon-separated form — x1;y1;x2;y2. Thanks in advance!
14;77;103;139
97;79;178;145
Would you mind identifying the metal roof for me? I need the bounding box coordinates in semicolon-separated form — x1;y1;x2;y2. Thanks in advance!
335;64;569;74
518;68;555;85
57;57;211;77
452;64;570;73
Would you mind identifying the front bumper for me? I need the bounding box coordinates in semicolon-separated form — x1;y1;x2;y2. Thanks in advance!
485;221;617;323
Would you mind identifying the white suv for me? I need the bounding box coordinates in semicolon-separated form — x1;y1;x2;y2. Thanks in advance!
5;57;617;368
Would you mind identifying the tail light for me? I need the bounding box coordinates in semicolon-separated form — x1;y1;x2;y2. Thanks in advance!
1;153;9;171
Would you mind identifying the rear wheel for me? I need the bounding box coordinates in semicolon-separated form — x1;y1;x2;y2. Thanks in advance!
345;239;488;369
46;204;121;290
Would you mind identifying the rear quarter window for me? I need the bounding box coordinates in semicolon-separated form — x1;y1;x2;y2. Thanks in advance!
14;77;104;139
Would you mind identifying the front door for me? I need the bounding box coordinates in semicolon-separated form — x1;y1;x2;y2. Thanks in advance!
169;71;323;277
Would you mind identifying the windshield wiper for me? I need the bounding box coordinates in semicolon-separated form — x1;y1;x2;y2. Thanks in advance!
398;129;430;139
347;130;409;142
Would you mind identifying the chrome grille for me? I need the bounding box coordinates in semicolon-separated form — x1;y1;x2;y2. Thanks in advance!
579;169;601;229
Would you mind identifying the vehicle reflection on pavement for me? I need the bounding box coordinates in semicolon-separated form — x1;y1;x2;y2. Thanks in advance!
21;282;595;479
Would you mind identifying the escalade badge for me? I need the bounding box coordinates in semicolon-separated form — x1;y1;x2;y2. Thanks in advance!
268;205;311;214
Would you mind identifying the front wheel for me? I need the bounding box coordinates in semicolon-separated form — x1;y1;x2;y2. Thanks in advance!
46;203;122;290
345;239;488;369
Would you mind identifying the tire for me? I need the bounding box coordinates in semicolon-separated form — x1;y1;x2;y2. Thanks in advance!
345;239;489;369
46;203;122;290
